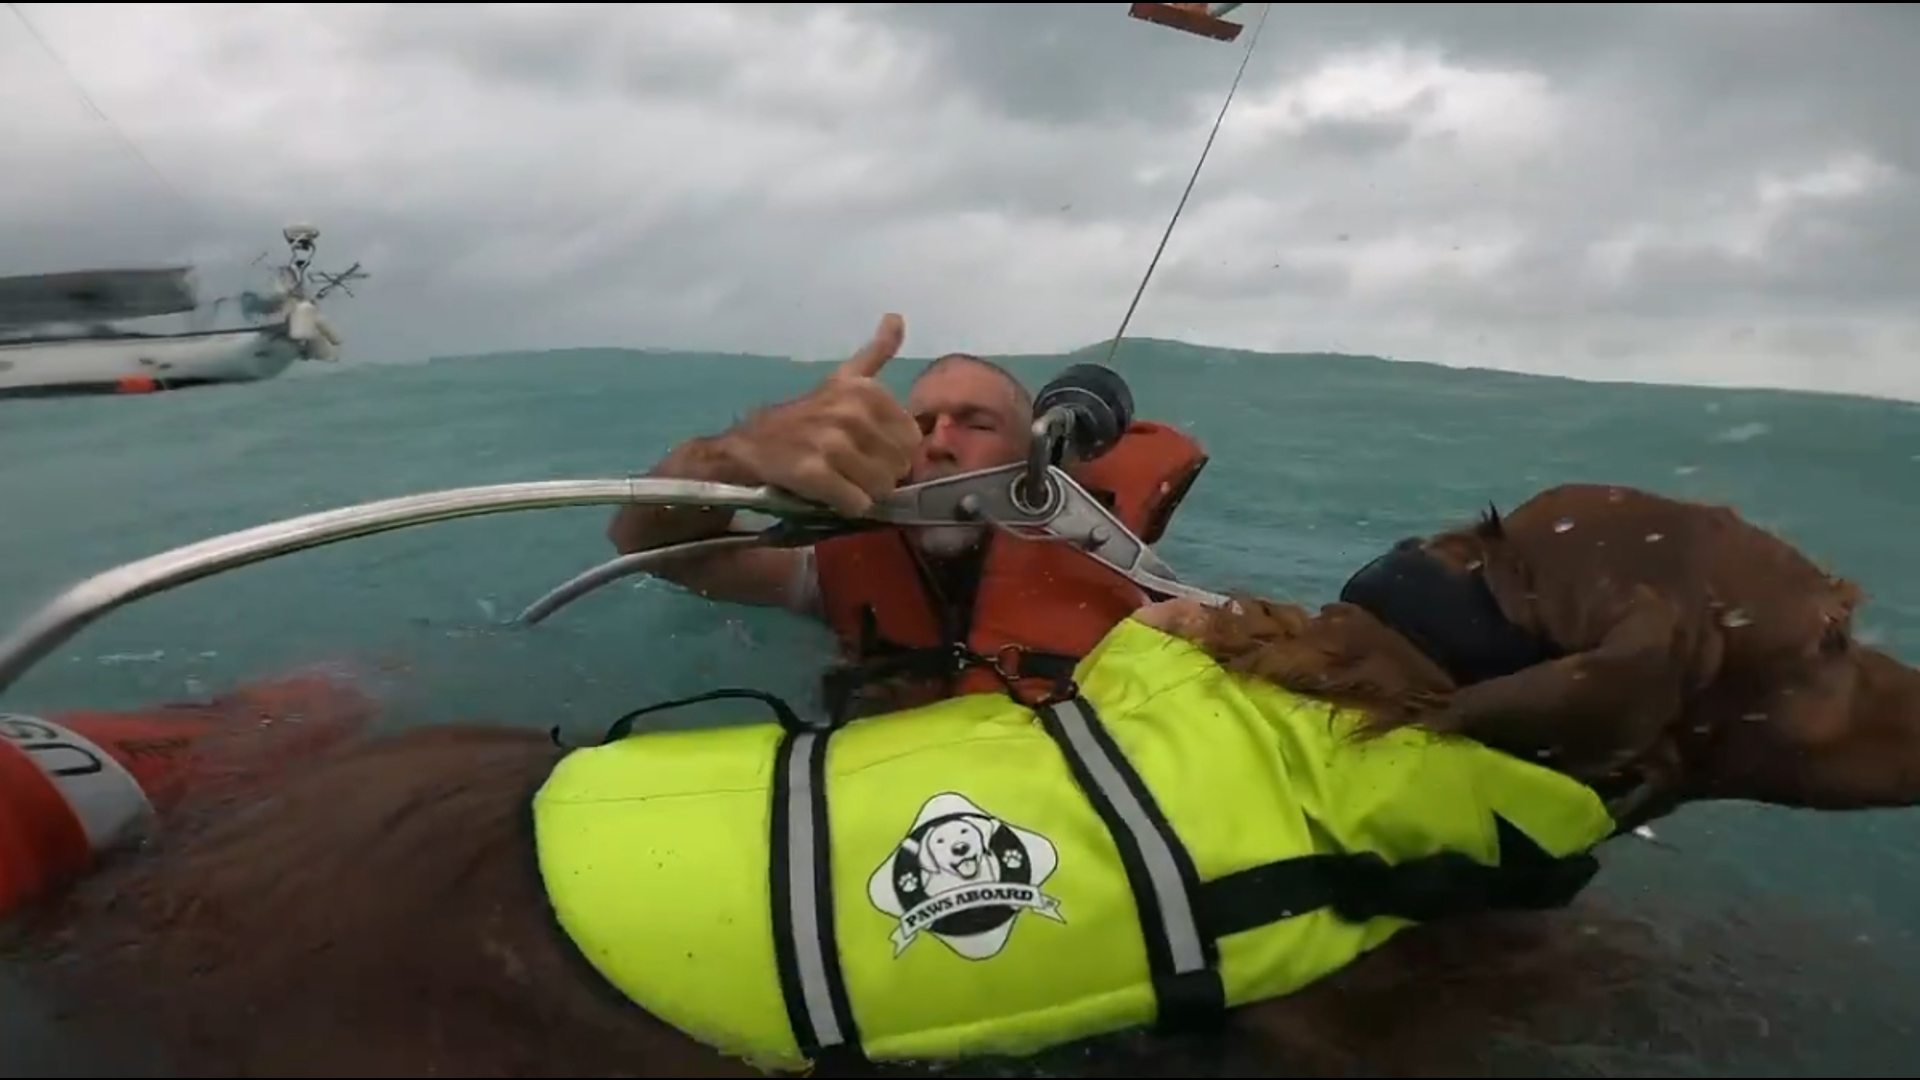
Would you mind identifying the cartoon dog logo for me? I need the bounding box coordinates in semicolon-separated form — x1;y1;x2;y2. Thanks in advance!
867;792;1063;960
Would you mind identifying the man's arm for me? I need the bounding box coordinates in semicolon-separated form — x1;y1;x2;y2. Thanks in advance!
607;432;813;612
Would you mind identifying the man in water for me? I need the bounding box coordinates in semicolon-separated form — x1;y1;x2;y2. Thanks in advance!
606;313;1032;619
611;313;1210;718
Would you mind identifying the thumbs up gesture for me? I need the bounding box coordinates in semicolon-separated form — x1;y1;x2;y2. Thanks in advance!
725;314;924;516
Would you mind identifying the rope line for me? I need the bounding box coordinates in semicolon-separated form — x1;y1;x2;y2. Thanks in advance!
1102;3;1274;367
5;2;201;225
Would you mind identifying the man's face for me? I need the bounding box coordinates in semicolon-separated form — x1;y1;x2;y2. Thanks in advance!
903;358;1031;557
904;359;1030;483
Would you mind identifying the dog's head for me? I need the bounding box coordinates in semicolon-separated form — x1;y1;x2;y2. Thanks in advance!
916;816;998;881
1396;484;1920;823
1196;482;1920;825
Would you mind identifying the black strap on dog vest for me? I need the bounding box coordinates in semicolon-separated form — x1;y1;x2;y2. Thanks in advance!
769;723;869;1072
1031;694;1602;1033
1194;814;1600;937
595;688;869;1070
1032;696;1227;1030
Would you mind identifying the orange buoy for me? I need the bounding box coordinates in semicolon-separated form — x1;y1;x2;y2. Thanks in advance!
0;671;380;916
114;374;159;394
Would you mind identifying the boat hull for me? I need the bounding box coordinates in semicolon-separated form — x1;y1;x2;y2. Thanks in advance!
0;328;306;399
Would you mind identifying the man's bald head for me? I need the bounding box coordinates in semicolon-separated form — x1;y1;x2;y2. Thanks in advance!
902;352;1034;557
911;353;1034;419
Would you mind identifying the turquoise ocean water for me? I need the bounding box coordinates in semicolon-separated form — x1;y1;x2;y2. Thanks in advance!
4;341;1920;1075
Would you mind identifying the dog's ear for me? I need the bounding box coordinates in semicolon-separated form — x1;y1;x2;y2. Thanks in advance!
915;844;942;873
899;837;921;856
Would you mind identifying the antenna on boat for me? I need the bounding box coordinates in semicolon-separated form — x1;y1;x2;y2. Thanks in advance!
274;223;369;302
280;222;320;295
311;263;368;301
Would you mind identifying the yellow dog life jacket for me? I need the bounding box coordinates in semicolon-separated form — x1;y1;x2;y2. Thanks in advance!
532;618;1616;1072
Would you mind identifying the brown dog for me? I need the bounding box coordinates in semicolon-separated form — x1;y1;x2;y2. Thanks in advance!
7;483;1918;1078
1196;483;1902;829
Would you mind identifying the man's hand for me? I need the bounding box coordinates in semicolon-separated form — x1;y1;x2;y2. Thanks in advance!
607;313;923;607
1132;598;1215;640
725;313;923;516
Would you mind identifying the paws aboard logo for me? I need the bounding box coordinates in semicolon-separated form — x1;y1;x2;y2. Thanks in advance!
867;792;1064;960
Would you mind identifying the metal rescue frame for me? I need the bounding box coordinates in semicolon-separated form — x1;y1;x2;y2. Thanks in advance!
0;454;1228;700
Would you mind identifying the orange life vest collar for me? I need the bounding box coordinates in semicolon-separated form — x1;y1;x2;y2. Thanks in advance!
813;420;1209;720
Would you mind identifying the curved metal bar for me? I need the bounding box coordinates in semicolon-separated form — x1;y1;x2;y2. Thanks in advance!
518;533;767;626
0;478;821;698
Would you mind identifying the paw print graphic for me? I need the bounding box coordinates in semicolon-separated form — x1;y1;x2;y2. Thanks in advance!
897;870;922;894
1002;848;1025;871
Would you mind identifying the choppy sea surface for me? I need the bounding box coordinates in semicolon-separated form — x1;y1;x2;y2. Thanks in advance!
4;340;1919;1076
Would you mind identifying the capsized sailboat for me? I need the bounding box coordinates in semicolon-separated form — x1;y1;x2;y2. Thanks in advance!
0;224;367;399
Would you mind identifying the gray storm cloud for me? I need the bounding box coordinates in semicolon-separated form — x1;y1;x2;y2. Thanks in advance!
2;3;1914;397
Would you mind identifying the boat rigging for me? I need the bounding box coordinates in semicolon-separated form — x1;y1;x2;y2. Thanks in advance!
1;8;370;396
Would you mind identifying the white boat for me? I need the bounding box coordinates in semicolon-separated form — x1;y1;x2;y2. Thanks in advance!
0;224;367;400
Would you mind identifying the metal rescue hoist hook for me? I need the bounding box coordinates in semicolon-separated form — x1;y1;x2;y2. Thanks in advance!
1018;363;1138;512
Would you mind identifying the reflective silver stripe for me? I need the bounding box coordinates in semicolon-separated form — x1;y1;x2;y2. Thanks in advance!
1045;698;1207;974
781;731;845;1048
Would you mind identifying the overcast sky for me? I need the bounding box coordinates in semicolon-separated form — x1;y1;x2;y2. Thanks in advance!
2;4;1915;397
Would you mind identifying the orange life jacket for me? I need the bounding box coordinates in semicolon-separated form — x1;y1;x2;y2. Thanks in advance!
813;420;1208;720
